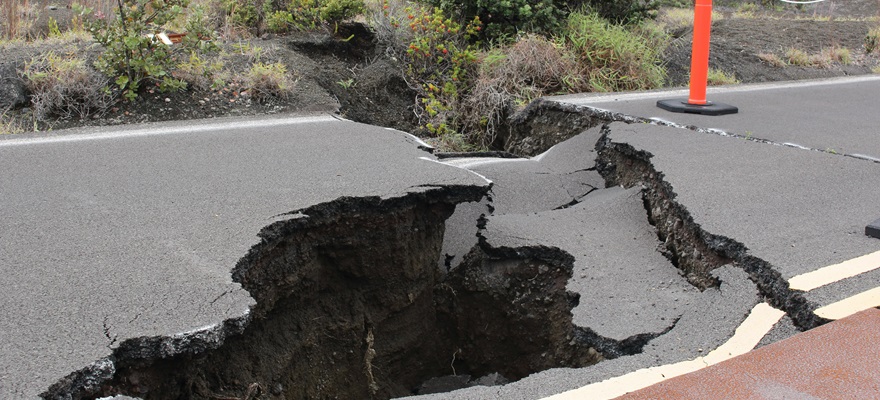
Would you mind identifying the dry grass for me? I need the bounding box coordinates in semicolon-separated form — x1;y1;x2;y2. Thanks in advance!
785;47;812;66
705;68;739;85
656;7;723;32
822;46;852;65
757;52;786;67
460;34;575;148
21;51;113;120
243;61;295;102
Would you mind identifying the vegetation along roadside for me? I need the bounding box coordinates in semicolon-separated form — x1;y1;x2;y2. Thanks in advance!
1;0;878;151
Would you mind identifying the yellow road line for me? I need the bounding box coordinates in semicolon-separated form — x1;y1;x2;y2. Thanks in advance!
814;287;880;320
542;303;784;400
788;250;880;292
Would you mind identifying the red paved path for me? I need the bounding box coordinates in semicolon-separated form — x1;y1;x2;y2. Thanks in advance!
618;308;880;399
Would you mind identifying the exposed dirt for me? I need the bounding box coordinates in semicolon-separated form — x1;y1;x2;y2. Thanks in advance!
665;17;880;87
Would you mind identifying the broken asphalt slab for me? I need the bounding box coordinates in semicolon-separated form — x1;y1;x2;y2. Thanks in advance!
438;128;604;269
550;75;880;160
481;187;699;342
0;115;489;398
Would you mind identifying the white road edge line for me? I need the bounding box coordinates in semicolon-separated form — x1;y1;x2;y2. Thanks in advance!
0;115;339;147
788;250;880;292
542;303;784;400
814;287;880;320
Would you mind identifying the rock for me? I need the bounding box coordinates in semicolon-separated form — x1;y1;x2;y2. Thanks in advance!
0;64;27;111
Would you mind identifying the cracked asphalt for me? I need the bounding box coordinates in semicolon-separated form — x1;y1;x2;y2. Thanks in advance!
0;115;489;398
3;76;880;399
423;76;880;399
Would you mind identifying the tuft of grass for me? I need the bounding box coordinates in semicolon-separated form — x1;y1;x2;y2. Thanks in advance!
559;12;666;93
866;27;880;54
705;68;739;85
823;46;852;65
175;52;227;91
785;48;811;66
20;52;113;120
872;65;880;74
0;108;26;134
757;52;786;67
656;7;723;33
243;62;295;102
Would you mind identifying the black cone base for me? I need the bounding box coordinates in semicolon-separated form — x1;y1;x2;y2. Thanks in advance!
867;218;880;239
657;99;738;116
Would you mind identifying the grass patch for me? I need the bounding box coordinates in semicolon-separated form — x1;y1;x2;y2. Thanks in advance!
559;12;666;93
705;68;739;85
822;46;851;65
243;62;295;102
785;48;811;66
757;52;786;67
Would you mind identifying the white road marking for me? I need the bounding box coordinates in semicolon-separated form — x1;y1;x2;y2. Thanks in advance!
419;157;493;185
441;157;532;169
543;248;880;399
814;287;880;320
542;303;785;400
788;250;880;292
548;75;880;105
0;115;339;147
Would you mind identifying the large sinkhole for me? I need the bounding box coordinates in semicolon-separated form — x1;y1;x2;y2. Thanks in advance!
61;192;600;399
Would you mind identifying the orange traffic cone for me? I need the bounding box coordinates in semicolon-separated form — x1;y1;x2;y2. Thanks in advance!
658;0;738;115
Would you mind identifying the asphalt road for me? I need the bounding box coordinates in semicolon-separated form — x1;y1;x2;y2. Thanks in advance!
3;76;880;399
550;75;880;161
0;114;489;398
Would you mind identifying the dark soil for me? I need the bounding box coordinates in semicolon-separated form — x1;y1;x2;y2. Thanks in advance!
664;17;880;87
2;1;879;142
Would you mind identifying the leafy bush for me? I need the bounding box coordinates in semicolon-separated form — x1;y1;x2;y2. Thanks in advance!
264;0;365;33
20;52;113;120
400;6;481;138
559;12;665;92
423;0;659;43
427;0;564;41
581;0;659;24
76;0;220;100
244;62;295;101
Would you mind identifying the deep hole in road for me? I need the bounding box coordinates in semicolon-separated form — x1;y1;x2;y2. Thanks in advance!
45;189;602;400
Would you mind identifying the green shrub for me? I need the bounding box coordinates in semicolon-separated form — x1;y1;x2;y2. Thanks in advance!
265;0;365;32
20;52;113;120
76;0;220;100
559;12;665;92
580;0;660;24
427;0;564;42
401;6;481;137
424;0;659;42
